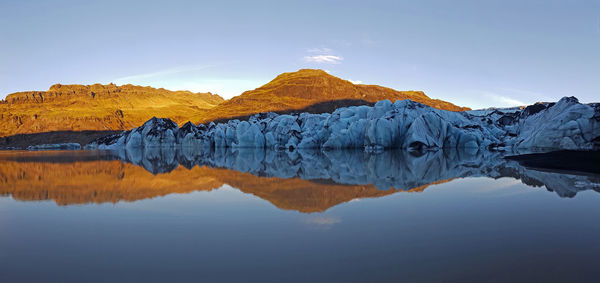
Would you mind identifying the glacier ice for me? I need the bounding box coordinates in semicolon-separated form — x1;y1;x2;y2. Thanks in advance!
86;96;600;151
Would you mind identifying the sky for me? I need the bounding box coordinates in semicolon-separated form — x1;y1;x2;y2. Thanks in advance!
0;0;598;109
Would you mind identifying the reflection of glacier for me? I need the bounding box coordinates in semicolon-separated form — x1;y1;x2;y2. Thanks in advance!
109;147;600;198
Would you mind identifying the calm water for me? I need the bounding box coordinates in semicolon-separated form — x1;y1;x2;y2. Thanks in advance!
1;149;599;282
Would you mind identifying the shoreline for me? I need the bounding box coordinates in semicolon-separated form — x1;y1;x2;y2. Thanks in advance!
0;130;121;150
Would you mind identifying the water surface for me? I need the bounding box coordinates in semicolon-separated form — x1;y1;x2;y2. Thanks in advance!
1;149;599;282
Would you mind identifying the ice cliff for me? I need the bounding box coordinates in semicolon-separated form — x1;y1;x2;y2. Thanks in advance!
86;96;600;151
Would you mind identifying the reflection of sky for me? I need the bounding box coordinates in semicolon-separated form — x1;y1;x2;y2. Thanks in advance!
2;177;600;281
1;0;599;108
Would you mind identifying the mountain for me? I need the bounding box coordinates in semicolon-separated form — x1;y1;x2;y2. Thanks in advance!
191;69;469;123
0;83;224;137
0;69;468;138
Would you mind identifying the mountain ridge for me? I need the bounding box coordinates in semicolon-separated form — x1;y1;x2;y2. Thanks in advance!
0;83;224;137
1;69;469;137
190;69;469;124
4;83;224;105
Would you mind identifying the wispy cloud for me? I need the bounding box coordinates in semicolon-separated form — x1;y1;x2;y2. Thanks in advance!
482;91;526;106
109;64;265;99
304;55;343;64
304;47;343;64
500;87;552;102
348;79;362;84
113;65;214;83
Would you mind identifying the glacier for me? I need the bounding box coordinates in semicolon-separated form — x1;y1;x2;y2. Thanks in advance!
86;96;600;151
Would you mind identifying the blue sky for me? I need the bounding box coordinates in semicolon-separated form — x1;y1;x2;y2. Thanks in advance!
0;0;598;109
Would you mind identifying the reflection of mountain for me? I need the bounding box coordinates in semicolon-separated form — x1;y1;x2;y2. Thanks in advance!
0;159;220;205
0;151;430;212
1;149;598;212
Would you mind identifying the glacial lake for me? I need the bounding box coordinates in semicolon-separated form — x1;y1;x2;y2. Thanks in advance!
1;149;599;282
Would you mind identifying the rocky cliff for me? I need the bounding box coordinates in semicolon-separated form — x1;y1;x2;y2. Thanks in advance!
0;83;224;137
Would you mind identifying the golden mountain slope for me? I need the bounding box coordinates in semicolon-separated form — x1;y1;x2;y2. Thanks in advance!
191;69;469;123
0;69;469;138
0;83;224;137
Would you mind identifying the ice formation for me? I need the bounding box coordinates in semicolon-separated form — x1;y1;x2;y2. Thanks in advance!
87;96;599;151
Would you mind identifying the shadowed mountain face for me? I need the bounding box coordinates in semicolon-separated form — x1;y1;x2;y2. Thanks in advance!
1;149;598;213
1;69;468;139
0;83;224;137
